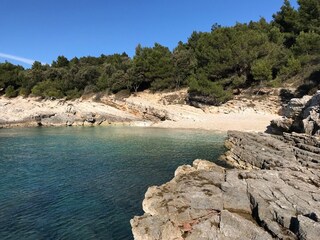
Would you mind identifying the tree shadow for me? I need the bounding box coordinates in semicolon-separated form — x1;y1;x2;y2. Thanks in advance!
294;70;320;98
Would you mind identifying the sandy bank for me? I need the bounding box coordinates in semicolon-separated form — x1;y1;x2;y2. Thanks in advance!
152;112;280;132
0;89;281;132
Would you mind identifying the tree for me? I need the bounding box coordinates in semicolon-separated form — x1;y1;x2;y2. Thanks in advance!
0;62;25;94
31;80;64;98
298;0;320;33
251;59;273;84
32;61;43;70
173;42;196;89
293;31;320;56
5;85;17;98
131;43;174;91
53;55;69;68
273;0;299;47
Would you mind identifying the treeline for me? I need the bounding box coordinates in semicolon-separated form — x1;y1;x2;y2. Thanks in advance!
1;0;319;104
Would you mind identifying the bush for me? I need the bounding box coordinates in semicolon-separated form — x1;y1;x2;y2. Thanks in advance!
251;59;273;83
150;78;174;91
5;85;18;98
279;57;301;77
31;80;64;98
188;74;232;105
18;87;30;97
66;88;82;100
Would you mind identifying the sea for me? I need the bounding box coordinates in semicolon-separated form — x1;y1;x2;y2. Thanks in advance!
0;126;226;240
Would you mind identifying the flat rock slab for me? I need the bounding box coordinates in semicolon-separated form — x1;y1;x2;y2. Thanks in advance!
131;132;320;240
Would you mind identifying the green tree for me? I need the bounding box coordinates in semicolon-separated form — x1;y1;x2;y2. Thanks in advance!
173;42;196;89
52;55;69;68
298;0;320;33
273;0;299;47
31;80;64;98
251;59;273;84
292;31;320;56
5;85;17;98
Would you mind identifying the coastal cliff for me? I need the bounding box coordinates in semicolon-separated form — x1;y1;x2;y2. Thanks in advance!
131;131;320;239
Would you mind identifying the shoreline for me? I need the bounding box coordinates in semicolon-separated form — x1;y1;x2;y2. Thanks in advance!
0;89;282;132
0;111;280;133
131;131;320;239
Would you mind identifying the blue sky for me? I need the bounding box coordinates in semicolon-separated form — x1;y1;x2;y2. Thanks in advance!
0;0;298;68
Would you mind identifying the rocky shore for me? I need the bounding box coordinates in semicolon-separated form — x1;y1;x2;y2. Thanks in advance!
270;90;320;136
0;89;280;131
131;131;320;240
131;91;320;239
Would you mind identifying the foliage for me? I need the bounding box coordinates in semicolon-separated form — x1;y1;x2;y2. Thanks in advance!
188;73;232;104
251;59;273;83
0;0;319;105
5;85;18;98
31;80;64;98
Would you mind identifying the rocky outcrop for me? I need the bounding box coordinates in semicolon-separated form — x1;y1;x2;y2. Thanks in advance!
131;131;320;239
270;91;320;135
0;96;145;128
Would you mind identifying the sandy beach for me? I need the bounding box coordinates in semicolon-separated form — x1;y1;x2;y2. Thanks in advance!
0;89;281;132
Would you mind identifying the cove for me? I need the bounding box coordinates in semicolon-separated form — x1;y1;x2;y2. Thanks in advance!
0;126;226;240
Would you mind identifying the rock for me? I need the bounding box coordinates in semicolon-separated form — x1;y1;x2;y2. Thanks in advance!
269;117;293;133
283;95;312;118
125;101;179;122
65;104;76;114
32;113;56;126
219;210;272;240
270;91;320;136
130;214;182;240
297;215;320;240
131;131;320;239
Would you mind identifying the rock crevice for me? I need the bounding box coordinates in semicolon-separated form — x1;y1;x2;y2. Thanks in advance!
131;132;320;239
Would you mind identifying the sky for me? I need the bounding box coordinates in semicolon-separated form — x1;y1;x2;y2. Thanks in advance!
0;0;298;68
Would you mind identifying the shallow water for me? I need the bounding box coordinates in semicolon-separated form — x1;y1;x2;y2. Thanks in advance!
0;126;226;240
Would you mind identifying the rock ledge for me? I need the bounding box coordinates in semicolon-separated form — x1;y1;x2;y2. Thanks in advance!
131;131;320;240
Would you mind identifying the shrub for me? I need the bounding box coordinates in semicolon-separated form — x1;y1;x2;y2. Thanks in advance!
251;59;273;83
5;85;17;98
188;74;232;105
18;87;30;97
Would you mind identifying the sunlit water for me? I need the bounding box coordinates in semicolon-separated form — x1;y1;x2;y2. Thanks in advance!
0;126;226;240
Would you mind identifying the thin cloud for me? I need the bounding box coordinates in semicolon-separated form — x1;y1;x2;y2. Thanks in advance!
0;52;35;65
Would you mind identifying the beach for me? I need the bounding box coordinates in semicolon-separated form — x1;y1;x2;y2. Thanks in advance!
0;89;281;132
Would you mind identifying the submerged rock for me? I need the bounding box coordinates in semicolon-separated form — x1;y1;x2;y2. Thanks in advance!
131;131;320;239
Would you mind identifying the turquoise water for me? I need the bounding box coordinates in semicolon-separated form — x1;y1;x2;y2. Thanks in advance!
0;126;226;240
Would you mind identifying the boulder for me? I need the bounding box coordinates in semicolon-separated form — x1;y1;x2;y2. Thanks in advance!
282;95;312;118
270;91;320;136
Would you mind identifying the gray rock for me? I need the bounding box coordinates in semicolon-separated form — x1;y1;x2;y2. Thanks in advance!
65;104;76;115
283;95;312;118
270;91;320;135
219;210;272;240
131;131;320;239
297;215;320;240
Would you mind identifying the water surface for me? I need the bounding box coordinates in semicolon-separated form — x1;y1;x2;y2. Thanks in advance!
0;126;226;239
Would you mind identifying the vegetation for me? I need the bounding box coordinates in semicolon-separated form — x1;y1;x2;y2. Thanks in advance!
0;0;319;105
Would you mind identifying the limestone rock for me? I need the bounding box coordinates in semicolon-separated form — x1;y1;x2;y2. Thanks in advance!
297;215;320;240
132;131;320;239
283;95;312;118
270;91;320;135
